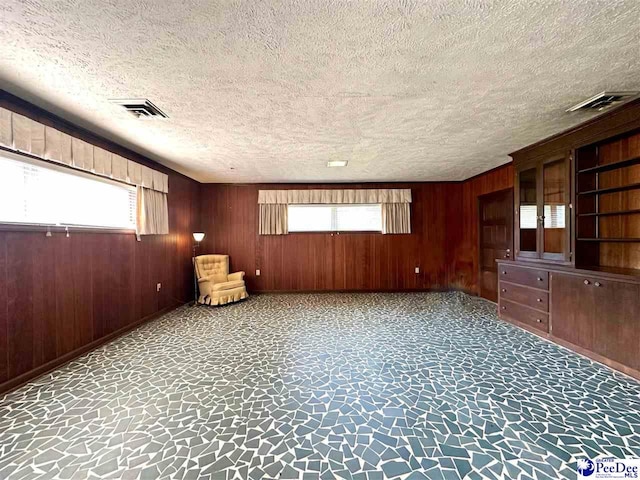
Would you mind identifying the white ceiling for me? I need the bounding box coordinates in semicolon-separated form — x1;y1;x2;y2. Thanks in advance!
1;1;639;183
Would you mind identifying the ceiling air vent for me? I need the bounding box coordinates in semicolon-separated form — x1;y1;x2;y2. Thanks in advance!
566;91;638;112
109;98;168;118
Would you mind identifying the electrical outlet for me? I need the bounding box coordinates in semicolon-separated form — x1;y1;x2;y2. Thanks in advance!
415;267;420;274
256;269;261;276
156;283;161;292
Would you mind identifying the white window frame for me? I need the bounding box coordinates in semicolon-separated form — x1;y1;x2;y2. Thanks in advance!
0;149;137;232
287;203;383;233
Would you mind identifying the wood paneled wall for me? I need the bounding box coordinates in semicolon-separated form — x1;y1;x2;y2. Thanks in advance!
200;183;462;292
449;164;514;294
0;93;200;393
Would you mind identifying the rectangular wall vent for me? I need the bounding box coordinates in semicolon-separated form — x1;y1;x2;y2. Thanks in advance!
567;91;638;112
110;99;168;118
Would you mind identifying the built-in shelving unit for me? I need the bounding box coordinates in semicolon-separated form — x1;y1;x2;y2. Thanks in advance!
575;138;640;274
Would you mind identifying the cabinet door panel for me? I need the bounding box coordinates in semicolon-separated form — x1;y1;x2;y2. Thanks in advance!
591;279;640;370
550;273;596;351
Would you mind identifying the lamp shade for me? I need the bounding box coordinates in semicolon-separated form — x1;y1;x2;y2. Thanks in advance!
192;232;205;242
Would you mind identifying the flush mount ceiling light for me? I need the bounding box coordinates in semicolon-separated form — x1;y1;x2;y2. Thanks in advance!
327;160;348;167
109;98;169;118
566;91;639;112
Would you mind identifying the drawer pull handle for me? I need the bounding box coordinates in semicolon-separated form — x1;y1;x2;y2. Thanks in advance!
537;298;542;302
595;282;601;287
536;319;542;323
584;280;590;285
501;306;506;310
502;271;507;275
501;288;506;293
537;277;543;281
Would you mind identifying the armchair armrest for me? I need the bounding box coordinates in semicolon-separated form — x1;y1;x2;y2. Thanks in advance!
198;277;214;295
228;271;245;282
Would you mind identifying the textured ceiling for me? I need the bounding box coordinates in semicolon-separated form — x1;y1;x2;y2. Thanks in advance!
1;1;639;183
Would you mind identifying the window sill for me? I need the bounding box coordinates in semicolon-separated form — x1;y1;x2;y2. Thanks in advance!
0;223;137;235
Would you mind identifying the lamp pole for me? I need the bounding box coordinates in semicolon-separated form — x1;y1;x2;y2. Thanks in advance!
192;233;205;306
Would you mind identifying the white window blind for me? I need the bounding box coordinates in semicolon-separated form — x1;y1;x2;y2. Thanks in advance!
520;204;566;229
288;204;382;232
544;204;565;228
0;151;136;229
519;205;537;229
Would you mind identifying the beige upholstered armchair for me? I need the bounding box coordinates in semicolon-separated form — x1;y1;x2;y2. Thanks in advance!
194;255;248;306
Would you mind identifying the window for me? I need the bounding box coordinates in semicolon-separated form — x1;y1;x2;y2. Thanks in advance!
0;151;137;229
288;204;382;232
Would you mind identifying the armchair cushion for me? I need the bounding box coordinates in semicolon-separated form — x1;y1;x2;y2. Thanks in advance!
212;279;245;291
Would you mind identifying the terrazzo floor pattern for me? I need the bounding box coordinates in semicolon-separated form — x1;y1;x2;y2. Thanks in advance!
1;292;639;480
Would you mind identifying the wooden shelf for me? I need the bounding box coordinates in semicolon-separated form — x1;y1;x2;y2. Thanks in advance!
577;155;640;174
578;209;640;217
577;238;640;243
578;182;640;196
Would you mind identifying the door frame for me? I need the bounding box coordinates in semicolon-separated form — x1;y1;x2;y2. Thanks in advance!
477;187;514;300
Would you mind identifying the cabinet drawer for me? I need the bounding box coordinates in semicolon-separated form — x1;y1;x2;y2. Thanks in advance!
498;264;549;290
499;282;549;312
499;299;549;333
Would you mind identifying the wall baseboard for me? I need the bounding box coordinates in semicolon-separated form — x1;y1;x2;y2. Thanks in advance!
0;303;186;396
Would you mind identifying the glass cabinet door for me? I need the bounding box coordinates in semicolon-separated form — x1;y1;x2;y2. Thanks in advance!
518;167;538;256
542;159;568;259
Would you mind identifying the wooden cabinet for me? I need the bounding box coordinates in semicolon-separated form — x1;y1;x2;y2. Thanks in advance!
498;260;640;377
514;153;571;264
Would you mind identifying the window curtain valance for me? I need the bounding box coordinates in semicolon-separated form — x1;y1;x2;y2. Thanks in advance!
0;107;168;194
258;188;411;205
258;189;412;235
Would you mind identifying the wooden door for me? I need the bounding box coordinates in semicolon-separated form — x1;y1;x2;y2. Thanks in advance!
479;189;514;302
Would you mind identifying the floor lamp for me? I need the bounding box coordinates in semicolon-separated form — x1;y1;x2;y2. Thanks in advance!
192;232;205;305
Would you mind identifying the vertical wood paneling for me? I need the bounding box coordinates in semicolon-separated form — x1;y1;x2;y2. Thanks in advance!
31;234;57;366
0;234;7;383
55;234;76;357
6;233;34;377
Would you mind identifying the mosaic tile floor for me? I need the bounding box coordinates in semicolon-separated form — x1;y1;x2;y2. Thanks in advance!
1;292;639;480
